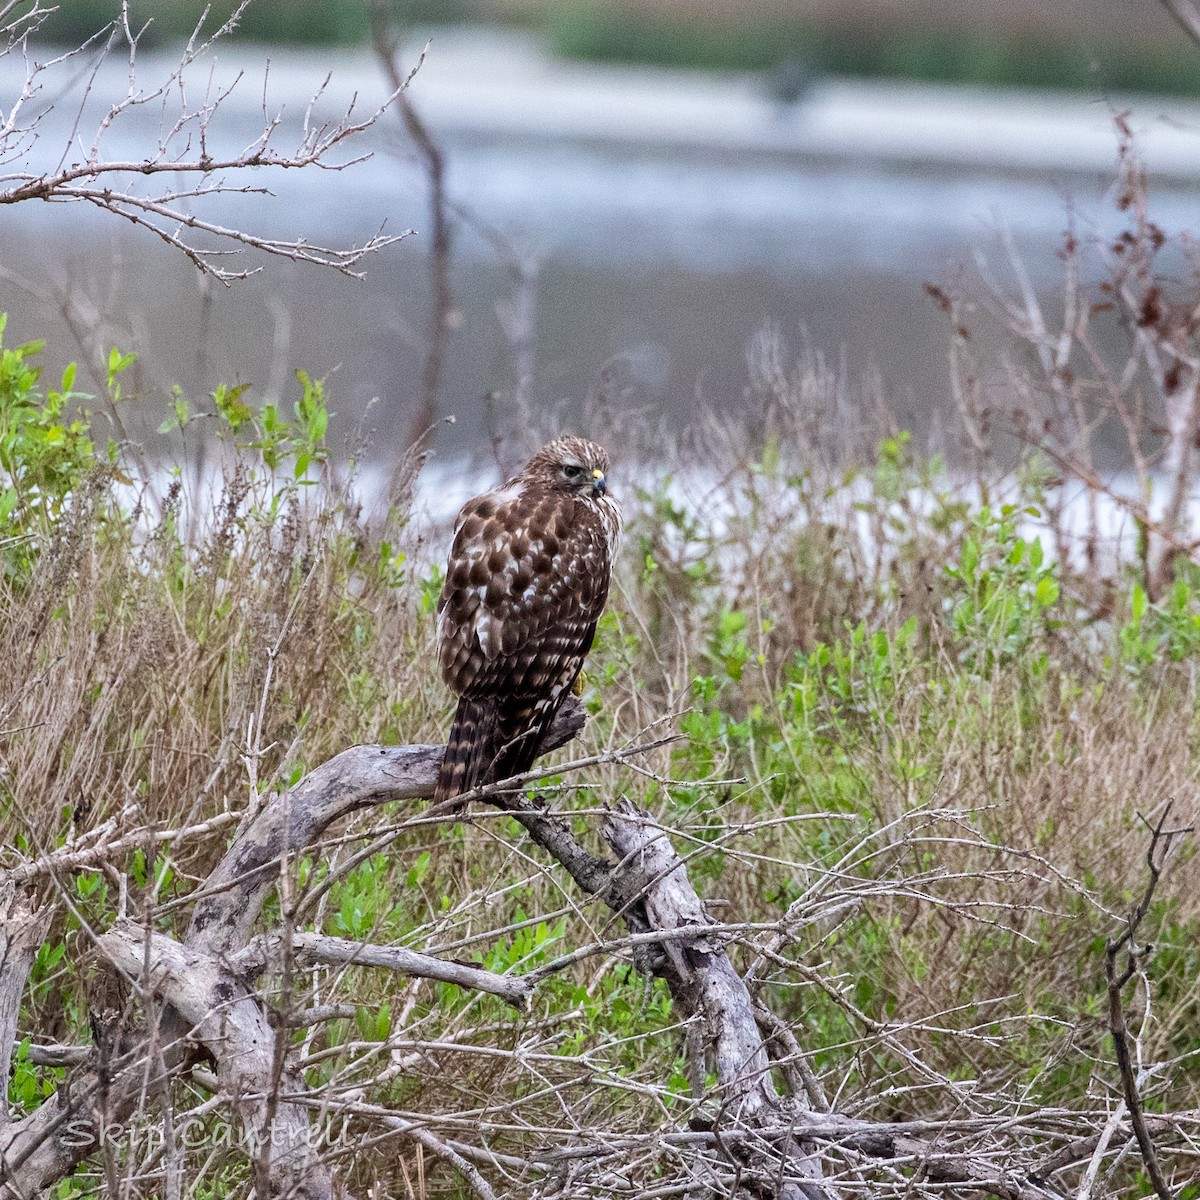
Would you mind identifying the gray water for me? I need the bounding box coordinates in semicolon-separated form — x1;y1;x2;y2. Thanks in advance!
4;41;1199;465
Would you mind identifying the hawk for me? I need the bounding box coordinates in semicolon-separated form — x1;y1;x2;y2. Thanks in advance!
434;436;621;806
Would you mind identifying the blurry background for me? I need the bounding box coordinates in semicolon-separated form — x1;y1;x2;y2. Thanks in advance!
30;1;1200;92
5;0;1200;464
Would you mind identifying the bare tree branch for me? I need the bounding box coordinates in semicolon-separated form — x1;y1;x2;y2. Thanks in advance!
1161;0;1200;47
234;930;535;1009
370;1;453;442
1104;805;1192;1200
0;702;594;1200
0;1;414;280
2;700;1182;1199
185;698;588;956
0;885;49;1128
97;921;342;1200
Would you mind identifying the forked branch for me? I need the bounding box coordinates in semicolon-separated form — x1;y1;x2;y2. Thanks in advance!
1104;804;1191;1200
0;1;412;279
1161;0;1200;48
1;704;1186;1200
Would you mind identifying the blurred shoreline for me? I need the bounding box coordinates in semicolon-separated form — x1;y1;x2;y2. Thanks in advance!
398;28;1200;182
26;28;1200;181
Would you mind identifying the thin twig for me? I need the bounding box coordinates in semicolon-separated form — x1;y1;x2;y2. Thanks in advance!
1104;804;1192;1200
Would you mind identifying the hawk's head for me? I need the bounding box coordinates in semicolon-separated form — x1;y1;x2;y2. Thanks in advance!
525;436;611;499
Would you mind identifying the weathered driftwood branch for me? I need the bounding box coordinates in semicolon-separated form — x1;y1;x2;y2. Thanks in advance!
600;801;827;1196
604;804;780;1120
23;1043;90;1068
235;931;534;1009
98;921;335;1200
0;885;48;1128
187;699;585;956
434;768;831;1190
0;1004;167;1199
496;797;1065;1200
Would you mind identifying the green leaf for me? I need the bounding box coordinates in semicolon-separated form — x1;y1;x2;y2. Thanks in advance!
406;851;431;889
1035;576;1059;608
960;536;978;580
213;382;252;432
1131;582;1148;622
105;347;136;389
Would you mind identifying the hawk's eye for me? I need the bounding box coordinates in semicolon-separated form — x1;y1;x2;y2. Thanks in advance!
562;464;583;480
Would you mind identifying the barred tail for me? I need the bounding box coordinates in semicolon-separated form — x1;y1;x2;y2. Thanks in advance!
435;697;498;806
435;686;574;807
488;693;563;786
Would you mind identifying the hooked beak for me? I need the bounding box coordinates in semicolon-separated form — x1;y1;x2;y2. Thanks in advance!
591;468;607;496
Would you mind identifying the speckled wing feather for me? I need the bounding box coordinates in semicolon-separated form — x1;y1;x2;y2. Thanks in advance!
434;480;616;804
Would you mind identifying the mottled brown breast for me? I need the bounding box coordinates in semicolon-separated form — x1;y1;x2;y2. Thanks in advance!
437;480;615;700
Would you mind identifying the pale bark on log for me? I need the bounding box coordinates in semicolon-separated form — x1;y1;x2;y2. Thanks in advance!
235;930;534;1009
604;804;777;1120
98;922;337;1200
24;1043;90;1068
601;800;827;1195
0;885;48;1128
0;1006;166;1198
188;701;586;956
187;741;445;956
0;1072;102;1196
0;700;586;1200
